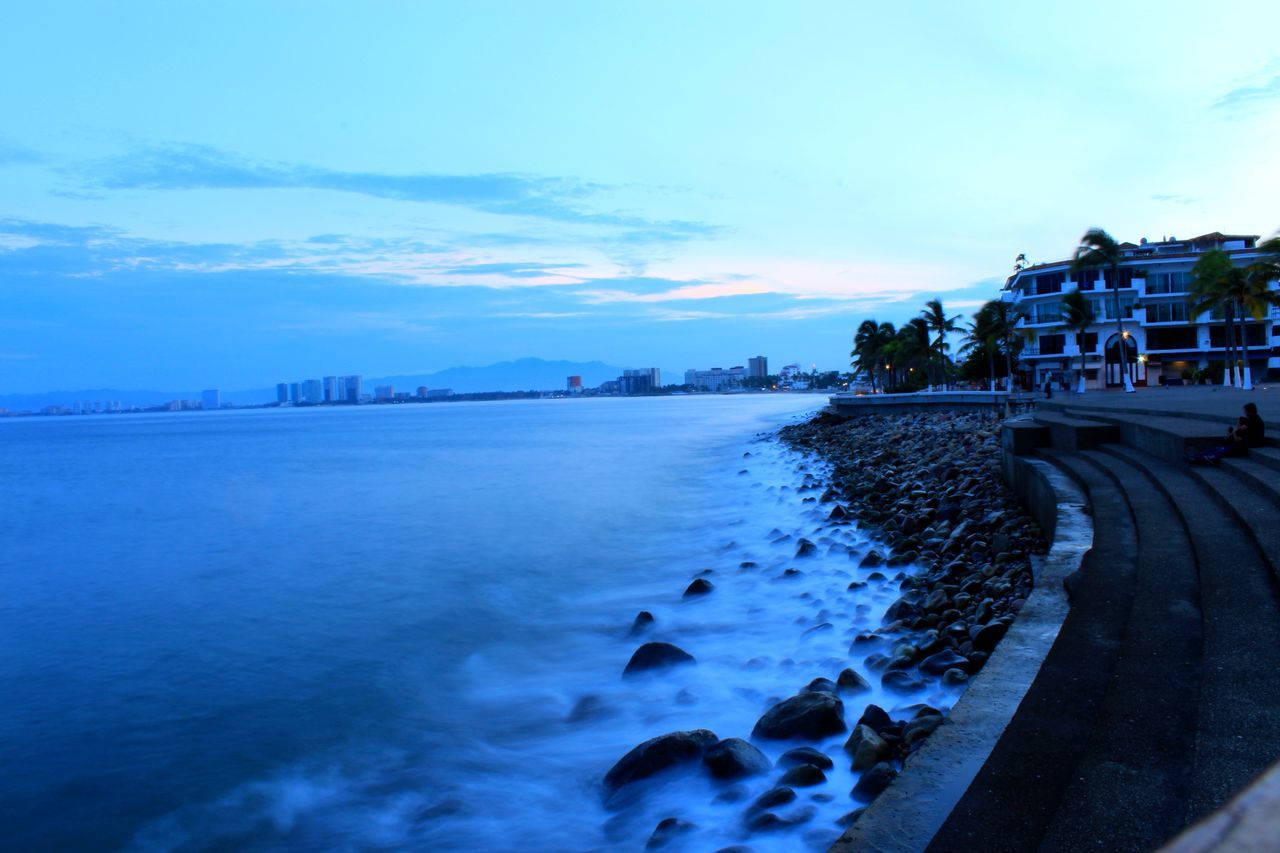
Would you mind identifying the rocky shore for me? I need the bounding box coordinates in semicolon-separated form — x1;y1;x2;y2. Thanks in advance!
597;409;1046;849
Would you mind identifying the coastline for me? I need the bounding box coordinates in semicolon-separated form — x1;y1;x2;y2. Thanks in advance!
593;407;1048;849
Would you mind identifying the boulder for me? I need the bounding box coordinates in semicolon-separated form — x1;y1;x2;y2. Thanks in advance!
778;747;833;770
919;648;969;676
942;668;969;686
747;785;796;813
837;668;871;692
851;762;898;802
603;729;719;792
795;538;818;557
702;738;771;780
683;578;715;598
623;642;696;676
646;817;695;849
844;724;891;771
751;692;847;740
855;704;893;734
972;621;1008;653
859;551;885;568
745;806;816;832
628;610;656;636
903;714;944;747
881;670;926;694
802;677;838;695
778;764;827;787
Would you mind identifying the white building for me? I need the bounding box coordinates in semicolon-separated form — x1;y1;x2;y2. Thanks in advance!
1006;233;1278;389
685;366;746;391
779;363;809;390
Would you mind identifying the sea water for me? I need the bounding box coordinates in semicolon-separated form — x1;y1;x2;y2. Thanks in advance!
0;396;959;851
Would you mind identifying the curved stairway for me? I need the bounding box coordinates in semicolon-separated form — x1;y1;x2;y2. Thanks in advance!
926;408;1280;852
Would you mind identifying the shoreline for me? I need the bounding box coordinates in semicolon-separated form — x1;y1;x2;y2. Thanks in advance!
594;408;1047;848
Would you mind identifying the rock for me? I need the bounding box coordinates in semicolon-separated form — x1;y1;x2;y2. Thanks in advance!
567;695;610;723
796;538;818;557
859;551;885;568
703;738;771;780
683;578;715;598
845;724;891;771
837;668;871;692
828;505;849;521
802;677;839;695
919;648;969;676
603;729;719;791
881;670;926;694
624;642;696;676
747;785;796;813
778;747;833;770
883;595;921;622
778;764;827;787
923;589;950;612
646;817;695;849
942;667;969;686
801;622;834;638
851;762;898;802
629;611;656;636
904;714;943;747
972;621;1008;653
851;632;880;646
837;808;866;827
746;806;816;832
855;704;893;734
739;561;758;569
751;692;847;740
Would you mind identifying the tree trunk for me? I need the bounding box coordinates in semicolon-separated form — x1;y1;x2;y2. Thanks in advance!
1225;302;1238;387
1111;263;1134;392
1239;305;1253;390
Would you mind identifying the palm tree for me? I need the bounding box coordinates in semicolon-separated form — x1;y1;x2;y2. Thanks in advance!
960;310;1000;392
851;319;897;393
1060;288;1096;394
899;317;933;390
920;298;959;390
1237;262;1280;390
1191;250;1246;388
1071;228;1134;392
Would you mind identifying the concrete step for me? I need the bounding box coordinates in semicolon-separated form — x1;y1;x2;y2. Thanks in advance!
928;449;1137;852
1057;410;1227;466
1247;446;1280;475
1032;412;1120;452
1183;460;1280;585
1217;457;1280;510
1036;450;1202;851
1097;444;1280;822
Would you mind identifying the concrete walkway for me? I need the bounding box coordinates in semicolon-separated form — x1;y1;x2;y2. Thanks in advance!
1038;383;1280;426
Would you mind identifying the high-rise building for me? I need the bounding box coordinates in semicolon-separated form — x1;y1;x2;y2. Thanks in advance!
323;376;342;403
375;385;394;401
748;356;768;378
566;375;583;392
201;389;220;410
343;375;363;403
620;368;661;395
289;382;301;403
685;366;747;391
302;379;324;404
276;383;289;403
416;386;429;397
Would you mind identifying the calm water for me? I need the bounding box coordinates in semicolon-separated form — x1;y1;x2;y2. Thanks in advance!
1;396;957;851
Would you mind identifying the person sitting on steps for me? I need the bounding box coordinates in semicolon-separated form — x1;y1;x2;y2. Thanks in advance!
1189;403;1265;466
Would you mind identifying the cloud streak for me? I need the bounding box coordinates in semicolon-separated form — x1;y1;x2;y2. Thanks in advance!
79;143;719;243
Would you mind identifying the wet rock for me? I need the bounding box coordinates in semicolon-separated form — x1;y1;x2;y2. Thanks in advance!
903;714;943;747
776;568;804;580
942;668;969;686
851;632;880;646
739;561;758;569
801;622;834;638
972;621;1008;653
603;729;719;792
795;538;818;558
624;642;696;676
855;704;893;734
646;817;695;849
837;808;866;827
881;670;926;694
778;764;827;787
703;738;771;780
919;648;969;676
713;785;748;804
828;505;849;521
837;668;871;692
802;677;838;695
567;695;611;723
844;724;891;771
747;785;796;813
778;747;833;770
629;611;656;636
746;806;816;832
851;762;898;802
751;692;847;740
683;578;715;598
859;551;885;568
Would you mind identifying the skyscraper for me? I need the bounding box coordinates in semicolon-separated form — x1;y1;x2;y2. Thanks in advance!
301;379;323;404
289;382;301;403
748;356;768;378
276;383;289;403
323;376;341;403
343;375;363;403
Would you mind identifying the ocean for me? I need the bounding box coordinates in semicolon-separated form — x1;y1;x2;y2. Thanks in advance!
0;395;959;851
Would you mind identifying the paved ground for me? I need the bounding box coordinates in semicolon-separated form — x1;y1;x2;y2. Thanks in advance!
1036;383;1280;423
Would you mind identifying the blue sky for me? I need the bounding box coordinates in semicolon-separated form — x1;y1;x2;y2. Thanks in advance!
2;0;1279;391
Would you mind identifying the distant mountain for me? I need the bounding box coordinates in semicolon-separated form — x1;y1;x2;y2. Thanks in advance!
371;358;628;393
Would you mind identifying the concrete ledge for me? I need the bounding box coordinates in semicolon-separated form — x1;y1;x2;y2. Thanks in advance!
830;457;1092;852
1160;759;1280;853
829;391;1031;417
1032;412;1120;452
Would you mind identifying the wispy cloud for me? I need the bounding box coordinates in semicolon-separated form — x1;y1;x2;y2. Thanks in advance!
77;143;719;244
1151;193;1198;205
1214;60;1280;112
0;139;44;167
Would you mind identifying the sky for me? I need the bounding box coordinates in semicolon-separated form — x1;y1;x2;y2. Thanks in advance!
2;0;1279;392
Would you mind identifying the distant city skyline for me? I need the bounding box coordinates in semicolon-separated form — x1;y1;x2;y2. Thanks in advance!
2;2;1278;391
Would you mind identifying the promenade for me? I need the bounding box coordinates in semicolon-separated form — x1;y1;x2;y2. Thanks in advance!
833;385;1280;852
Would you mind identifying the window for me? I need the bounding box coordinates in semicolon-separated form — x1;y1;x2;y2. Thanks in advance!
1145;302;1189;323
1094;295;1135;320
1034;271;1065;295
1145;271;1191;294
1039;333;1065;355
1101;268;1136;290
1146;327;1197;350
1034;303;1062;324
1209;324;1267;347
1079;332;1098;353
